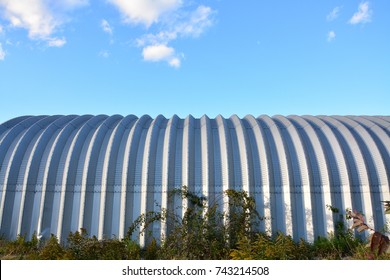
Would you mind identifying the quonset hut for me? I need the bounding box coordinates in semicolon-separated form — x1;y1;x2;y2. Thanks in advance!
0;115;389;246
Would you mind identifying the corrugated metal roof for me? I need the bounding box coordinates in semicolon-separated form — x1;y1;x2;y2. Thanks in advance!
0;115;389;245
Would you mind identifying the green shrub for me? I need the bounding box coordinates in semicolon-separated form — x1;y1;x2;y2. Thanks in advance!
129;187;263;259
123;238;141;260
312;206;365;259
65;228;132;260
38;234;65;260
313;232;362;259
1;234;39;259
144;238;160;260
230;232;314;260
158;192;228;259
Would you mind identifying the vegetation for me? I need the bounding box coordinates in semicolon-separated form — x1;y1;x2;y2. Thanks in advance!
0;187;389;260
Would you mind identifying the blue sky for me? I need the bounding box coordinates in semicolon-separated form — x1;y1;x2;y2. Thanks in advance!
0;1;389;122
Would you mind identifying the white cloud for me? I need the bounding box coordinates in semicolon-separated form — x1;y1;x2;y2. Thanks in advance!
143;44;174;61
101;19;113;35
47;37;66;47
0;0;58;39
0;43;5;60
327;31;336;42
168;57;180;68
0;0;87;42
327;6;341;21
108;0;182;27
0;24;3;34
349;2;372;24
142;44;180;68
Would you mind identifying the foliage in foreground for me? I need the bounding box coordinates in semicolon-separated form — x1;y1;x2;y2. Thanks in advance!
0;188;389;260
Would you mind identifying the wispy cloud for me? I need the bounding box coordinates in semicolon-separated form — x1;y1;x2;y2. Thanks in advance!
327;31;336;42
57;0;88;9
0;43;5;60
175;5;214;38
136;5;215;67
47;37;66;47
168;57;180;68
0;0;88;44
101;19;113;35
327;6;341;21
349;2;372;24
108;0;182;27
98;50;110;58
0;24;3;34
137;6;214;45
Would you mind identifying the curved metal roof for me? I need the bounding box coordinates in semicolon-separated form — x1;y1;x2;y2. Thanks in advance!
0;115;389;245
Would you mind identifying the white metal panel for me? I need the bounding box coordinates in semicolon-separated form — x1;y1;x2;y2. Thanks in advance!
359;117;390;182
0;116;32;142
0;121;33;236
182;115;195;192
181;115;196;223
54;115;107;240
354;116;390;201
119;115;151;239
274;115;313;241
95;116;123;239
230;115;251;193
303;116;352;229
320;116;372;237
173;119;184;219
18;116;77;238
258;115;292;237
289;116;332;237
200;115;213;207
160;115;179;237
11;125;48;238
35;115;92;240
0;116;58;239
194;119;202;194
139;115;166;246
83;115;123;239
211;119;222;195
364;116;390;135
243;115;271;232
128;119;148;234
101;115;137;238
340;116;389;229
228;116;243;191
215;115;233;218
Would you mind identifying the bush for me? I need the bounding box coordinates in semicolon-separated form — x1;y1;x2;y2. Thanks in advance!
129;187;263;259
1;234;39;259
38;235;65;260
65;228;132;260
230;232;314;260
158;189;229;259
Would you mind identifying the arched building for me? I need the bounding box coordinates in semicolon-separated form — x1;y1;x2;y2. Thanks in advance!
0;115;389;245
